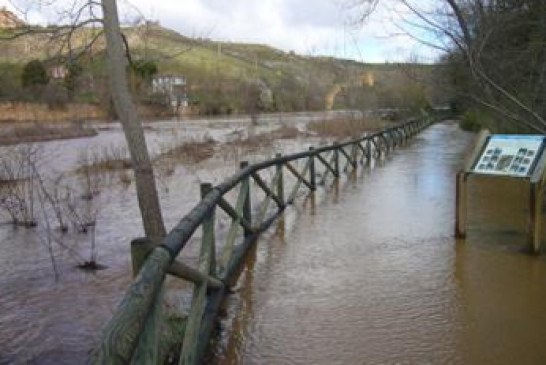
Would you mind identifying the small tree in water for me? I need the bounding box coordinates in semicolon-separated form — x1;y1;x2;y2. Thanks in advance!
101;0;167;240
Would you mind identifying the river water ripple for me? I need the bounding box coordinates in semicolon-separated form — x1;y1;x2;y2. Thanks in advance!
210;122;546;365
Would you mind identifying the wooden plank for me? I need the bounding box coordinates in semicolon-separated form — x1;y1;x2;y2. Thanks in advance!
316;152;337;178
255;169;282;225
240;161;252;238
455;171;468;238
251;171;284;208
131;238;153;277
179;219;214;365
462;129;491;172
168;261;222;289
286;159;312;203
319;152;338;185
534;187;544;255
285;160;313;192
387;131;395;150
275;153;284;206
132;288;162;365
396;129;404;146
351;143;359;166
333;143;340;176
366;139;372;165
220;179;249;273
201;183;216;277
528;182;543;254
371;137;381;158
217;198;253;234
377;133;388;154
357;141;367;163
309;147;317;190
530;147;546;185
193;287;226;365
95;247;171;365
179;183;217;365
339;146;356;169
131;237;222;289
130;238;160;365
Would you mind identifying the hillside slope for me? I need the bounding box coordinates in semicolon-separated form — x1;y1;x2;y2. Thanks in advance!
0;24;445;114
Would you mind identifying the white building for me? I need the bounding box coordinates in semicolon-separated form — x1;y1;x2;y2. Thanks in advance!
152;74;188;109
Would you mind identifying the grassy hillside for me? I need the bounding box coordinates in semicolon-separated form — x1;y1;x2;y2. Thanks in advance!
0;24;446;115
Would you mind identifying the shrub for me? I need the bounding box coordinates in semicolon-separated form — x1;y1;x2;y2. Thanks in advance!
459;110;485;132
21;60;49;88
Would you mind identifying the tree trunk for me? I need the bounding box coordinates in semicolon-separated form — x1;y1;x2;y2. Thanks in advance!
101;0;166;240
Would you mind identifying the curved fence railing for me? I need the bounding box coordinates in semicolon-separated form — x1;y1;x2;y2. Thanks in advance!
95;115;434;365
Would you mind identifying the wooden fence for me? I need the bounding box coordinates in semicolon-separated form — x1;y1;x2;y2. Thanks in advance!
95;116;433;365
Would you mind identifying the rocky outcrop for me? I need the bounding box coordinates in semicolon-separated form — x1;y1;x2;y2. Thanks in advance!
0;7;25;29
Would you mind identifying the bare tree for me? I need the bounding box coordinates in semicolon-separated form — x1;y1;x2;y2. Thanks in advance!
351;0;546;132
3;0;167;240
101;0;166;239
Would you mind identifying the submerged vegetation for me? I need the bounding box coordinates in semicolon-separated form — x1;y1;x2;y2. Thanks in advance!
307;117;387;140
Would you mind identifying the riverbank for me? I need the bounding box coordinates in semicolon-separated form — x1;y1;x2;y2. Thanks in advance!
0;101;173;124
0;109;366;145
0;122;98;145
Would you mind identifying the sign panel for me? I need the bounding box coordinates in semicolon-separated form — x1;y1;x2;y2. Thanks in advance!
473;135;546;177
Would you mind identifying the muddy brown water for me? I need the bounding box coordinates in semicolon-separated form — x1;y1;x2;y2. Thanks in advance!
2;119;546;364
210;122;546;365
0;111;351;364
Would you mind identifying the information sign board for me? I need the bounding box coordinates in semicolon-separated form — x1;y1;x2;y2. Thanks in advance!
473;135;546;177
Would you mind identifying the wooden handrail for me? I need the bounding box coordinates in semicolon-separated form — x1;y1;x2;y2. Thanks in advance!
95;115;435;365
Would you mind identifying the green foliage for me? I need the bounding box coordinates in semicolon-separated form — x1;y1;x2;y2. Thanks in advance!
1;24;441;116
445;1;546;132
21;59;49;88
64;61;83;93
460;110;488;132
159;313;187;364
131;59;158;81
0;63;22;100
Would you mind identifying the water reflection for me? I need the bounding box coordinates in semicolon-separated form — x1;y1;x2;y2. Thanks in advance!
211;122;546;365
0;111;348;364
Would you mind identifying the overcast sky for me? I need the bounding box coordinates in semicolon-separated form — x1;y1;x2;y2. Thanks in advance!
0;0;440;63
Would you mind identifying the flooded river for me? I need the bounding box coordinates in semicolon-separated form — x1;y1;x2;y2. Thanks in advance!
0;111;346;364
2;119;546;364
210;122;546;365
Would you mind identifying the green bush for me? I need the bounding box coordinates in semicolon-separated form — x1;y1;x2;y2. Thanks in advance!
459;110;485;132
21;60;49;88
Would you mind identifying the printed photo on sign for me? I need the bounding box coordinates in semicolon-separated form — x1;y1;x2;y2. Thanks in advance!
473;135;545;177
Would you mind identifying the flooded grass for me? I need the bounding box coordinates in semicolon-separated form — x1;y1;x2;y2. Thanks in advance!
0;111;365;364
307;117;387;140
0;123;97;145
156;138;218;164
225;125;304;152
76;158;133;173
75;145;133;175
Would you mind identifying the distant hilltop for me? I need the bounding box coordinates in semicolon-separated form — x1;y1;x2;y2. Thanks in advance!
0;7;25;29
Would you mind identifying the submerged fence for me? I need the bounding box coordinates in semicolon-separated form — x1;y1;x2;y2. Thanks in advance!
95;116;433;365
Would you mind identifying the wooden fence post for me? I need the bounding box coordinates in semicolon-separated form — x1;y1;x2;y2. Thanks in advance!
528;182;543;254
455;172;467;238
131;238;154;276
309;147;316;190
240;161;252;237
333;143;340;177
366;139;372;165
351;143;358;168
275;153;284;206
130;238;163;365
200;183;216;275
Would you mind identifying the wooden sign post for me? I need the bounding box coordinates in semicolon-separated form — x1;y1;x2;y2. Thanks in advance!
455;131;546;253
